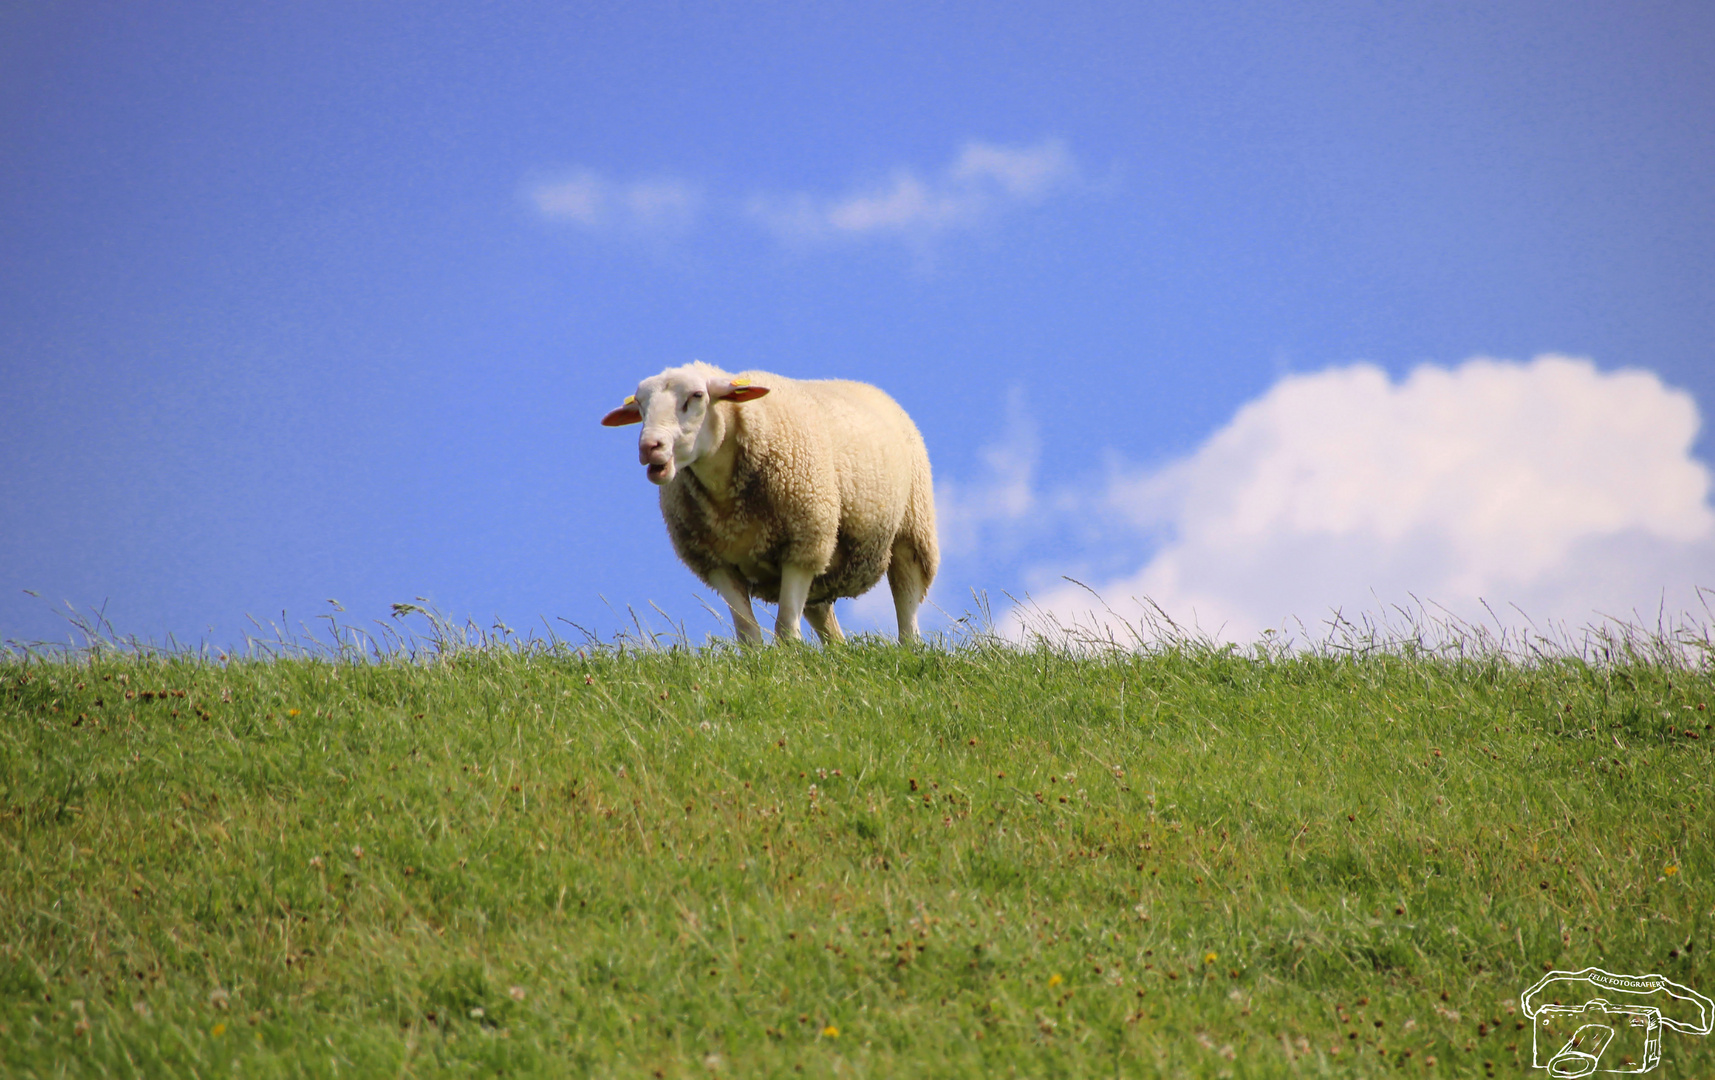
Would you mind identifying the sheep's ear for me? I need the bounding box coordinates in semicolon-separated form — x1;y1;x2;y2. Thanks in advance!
711;378;770;403
601;396;643;426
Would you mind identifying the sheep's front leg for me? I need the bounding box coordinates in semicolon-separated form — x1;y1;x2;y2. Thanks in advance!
804;602;844;645
774;564;815;644
708;567;763;644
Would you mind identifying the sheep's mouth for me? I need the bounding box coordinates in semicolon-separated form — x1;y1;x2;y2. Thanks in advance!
646;462;671;483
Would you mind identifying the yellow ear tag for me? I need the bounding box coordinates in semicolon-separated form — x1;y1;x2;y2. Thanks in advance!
731;379;749;388
623;395;636;406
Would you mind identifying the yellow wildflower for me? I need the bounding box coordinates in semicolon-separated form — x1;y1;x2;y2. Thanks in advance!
822;1024;840;1038
1048;973;1063;987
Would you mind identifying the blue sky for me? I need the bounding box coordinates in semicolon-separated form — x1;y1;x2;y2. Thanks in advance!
3;1;1713;648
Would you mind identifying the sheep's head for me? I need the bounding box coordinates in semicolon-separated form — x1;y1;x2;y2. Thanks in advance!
601;363;770;485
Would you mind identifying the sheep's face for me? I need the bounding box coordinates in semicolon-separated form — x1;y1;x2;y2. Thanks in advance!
601;365;769;486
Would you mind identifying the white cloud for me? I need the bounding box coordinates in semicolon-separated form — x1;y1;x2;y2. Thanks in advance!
950;141;1073;198
528;170;701;232
936;387;1040;558
530;171;605;225
525;141;1077;251
747;139;1077;244
1004;356;1715;643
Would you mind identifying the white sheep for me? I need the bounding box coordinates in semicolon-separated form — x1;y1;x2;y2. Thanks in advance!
602;361;938;644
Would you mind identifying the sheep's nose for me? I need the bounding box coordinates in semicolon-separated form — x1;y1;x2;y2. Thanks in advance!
639;436;668;464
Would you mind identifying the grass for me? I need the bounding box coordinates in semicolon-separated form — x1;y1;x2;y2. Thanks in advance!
2;620;1713;1077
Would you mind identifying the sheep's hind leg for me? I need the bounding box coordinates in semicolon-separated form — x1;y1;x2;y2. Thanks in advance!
804;602;845;645
774;564;814;644
708;568;763;644
887;540;927;645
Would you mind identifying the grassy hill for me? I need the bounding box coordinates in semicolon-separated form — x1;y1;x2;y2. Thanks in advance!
2;627;1712;1077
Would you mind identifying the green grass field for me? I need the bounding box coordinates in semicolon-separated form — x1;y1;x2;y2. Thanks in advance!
3;624;1713;1077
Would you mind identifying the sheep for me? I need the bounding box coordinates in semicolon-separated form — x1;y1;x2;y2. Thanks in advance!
602;361;938;645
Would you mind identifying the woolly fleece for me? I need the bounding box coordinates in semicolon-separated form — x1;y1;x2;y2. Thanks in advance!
658;365;938;613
